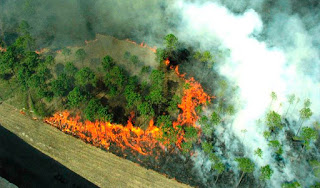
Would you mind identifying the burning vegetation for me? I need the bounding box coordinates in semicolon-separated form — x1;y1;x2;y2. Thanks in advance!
0;23;215;186
44;57;212;156
1;18;319;188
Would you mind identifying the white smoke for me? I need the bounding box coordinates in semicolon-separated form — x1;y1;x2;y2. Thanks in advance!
175;0;320;187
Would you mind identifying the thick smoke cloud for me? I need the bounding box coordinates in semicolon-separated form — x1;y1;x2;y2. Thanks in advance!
0;0;173;47
175;0;320;187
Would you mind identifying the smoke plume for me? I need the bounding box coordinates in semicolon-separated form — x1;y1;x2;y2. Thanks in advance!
175;0;320;187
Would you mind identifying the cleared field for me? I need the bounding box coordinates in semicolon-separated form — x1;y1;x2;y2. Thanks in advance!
55;34;158;77
0;102;190;188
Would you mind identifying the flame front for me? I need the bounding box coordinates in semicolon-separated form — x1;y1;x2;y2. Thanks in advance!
126;39;157;53
175;77;211;128
44;55;212;156
35;48;48;55
45;112;160;155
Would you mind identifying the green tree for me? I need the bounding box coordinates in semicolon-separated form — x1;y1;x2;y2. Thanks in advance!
311;182;320;188
14;33;35;52
75;48;86;64
124;86;141;110
101;55;115;71
156;115;171;128
304;98;311;108
146;89;166;105
1;46;19;73
184;126;198;143
22;52;40;71
156;115;181;147
97;106;113;122
181;141;192;154
202;123;213;138
64;62;78;76
130;55;139;65
235;157;255;187
123;51;131;59
140;66;151;74
213;161;225;184
254;148;263;158
269;91;277;109
226;104;236;116
62;47;71;61
268;140;283;155
201;141;213;154
298;127;318;151
260;165;273;181
194;50;214;66
84;99;102;121
51;73;74;97
285;94;295;117
164;34;178;52
211;111;221;126
281;181;301;188
266;111;282;131
167;95;181;113
310;160;320;180
104;66;126;93
67;87;85;108
155;48;167;62
263;131;271;140
17;66;33;90
201;51;212;62
75;67;96;87
45;55;54;65
18;20;31;35
296;107;313;135
137;102;154;119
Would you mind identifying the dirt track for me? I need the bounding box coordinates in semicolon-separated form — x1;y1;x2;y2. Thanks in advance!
0;102;190;188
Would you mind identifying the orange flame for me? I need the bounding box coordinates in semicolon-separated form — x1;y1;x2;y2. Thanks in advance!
165;59;213;147
85;38;98;45
165;59;170;66
43;58;212;155
125;39;157;53
174;77;211;128
45;112;161;155
35;48;48;55
0;46;7;52
1;45;47;54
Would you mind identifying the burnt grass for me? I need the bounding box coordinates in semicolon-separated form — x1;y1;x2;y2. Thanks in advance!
108;145;207;187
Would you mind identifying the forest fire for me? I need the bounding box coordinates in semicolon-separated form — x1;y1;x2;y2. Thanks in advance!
85;38;98;45
174;77;212;128
125;39;157;53
0;46;7;52
35;48;48;55
45;112;161;155
165;59;212;128
44;59;211;156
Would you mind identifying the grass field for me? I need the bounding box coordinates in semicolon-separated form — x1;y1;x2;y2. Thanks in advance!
0;102;190;188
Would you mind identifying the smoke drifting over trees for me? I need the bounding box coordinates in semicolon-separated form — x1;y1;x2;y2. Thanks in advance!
1;0;320;187
0;0;174;47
